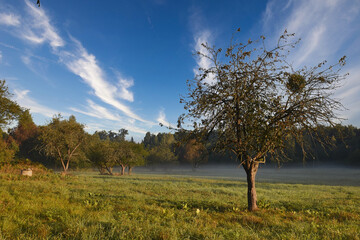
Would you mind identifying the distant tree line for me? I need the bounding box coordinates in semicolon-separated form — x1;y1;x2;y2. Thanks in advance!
142;127;360;167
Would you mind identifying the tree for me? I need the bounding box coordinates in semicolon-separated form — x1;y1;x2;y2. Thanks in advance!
126;142;148;175
38;115;85;174
147;145;178;167
178;30;346;211
9;110;41;161
112;141;132;175
94;129;128;142
0;79;22;164
182;139;208;169
86;135;116;175
0;80;22;130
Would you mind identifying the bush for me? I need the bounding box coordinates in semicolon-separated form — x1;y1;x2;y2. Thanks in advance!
0;158;51;175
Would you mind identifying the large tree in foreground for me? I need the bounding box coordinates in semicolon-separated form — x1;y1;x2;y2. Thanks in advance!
39;115;85;174
178;30;346;211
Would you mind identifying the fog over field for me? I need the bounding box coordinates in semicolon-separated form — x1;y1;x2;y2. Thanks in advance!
130;165;360;186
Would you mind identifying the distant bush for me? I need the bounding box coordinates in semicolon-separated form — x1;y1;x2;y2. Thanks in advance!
0;158;51;175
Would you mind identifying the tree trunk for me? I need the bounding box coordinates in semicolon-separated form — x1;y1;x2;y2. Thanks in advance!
99;167;106;175
244;162;259;211
121;165;125;175
106;166;113;175
60;159;68;176
128;166;132;175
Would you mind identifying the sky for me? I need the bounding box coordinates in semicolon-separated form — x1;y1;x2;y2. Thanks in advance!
0;0;359;141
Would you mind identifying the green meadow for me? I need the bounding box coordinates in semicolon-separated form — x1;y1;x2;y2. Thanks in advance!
0;170;359;240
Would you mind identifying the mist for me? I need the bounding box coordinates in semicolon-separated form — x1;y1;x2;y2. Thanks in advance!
131;164;360;186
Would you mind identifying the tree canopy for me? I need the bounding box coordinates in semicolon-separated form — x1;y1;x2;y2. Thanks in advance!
0;80;22;129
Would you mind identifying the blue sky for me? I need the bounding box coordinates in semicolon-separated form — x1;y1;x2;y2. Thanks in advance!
0;0;359;141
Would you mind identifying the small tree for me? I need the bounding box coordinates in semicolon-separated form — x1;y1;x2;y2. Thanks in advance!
182;139;208;169
38;115;85;174
147;145;178;167
178;30;346;211
126;142;147;175
86;135;116;175
112;141;132;175
10;110;40;159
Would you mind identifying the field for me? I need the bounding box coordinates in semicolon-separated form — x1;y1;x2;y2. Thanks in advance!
0;167;359;239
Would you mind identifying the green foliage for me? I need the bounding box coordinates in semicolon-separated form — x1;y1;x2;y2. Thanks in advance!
85;135;116;174
126;142;148;168
0;80;22;129
147;145;178;166
0;137;18;164
95;128;128;142
38;115;85;173
144;132;178;167
0;158;50;175
86;132;148;175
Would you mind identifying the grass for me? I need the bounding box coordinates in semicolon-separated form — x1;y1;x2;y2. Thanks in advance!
0;171;359;239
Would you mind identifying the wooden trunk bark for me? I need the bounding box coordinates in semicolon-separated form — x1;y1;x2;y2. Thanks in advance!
128;167;132;175
121;165;126;175
243;162;259;211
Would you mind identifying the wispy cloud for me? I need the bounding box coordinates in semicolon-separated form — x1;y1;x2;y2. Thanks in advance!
21;55;31;65
263;0;360;67
193;30;216;85
22;0;64;49
71;100;148;134
115;71;134;102
59;38;150;123
0;41;20;50
70;99;122;122
157;109;175;128
13;89;64;117
189;7;216;85
0;13;20;26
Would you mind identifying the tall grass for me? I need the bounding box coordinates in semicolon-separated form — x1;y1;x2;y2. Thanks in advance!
0;172;359;239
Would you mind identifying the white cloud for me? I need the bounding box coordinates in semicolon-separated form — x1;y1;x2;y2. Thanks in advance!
59;38;151;124
335;67;360;106
117;75;134;102
20;0;64;49
13;89;63;117
0;51;2;63
0;13;20;26
157;109;175;128
70;99;122;122
71;100;148;135
193;30;216;85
